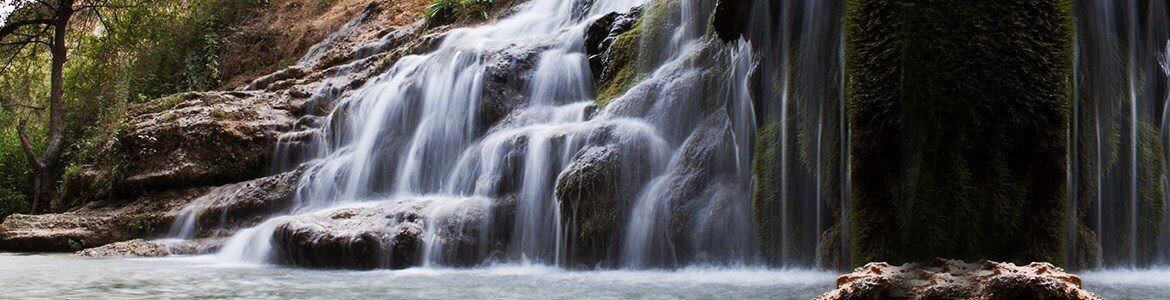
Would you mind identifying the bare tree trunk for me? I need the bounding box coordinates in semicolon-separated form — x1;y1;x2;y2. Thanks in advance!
26;3;73;214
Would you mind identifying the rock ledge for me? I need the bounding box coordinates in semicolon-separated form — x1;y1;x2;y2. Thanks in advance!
819;259;1101;300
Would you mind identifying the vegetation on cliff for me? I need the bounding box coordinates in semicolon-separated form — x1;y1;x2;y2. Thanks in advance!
845;0;1075;265
0;0;421;219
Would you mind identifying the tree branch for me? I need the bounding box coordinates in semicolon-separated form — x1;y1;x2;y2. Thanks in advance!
16;119;43;170
0;18;53;41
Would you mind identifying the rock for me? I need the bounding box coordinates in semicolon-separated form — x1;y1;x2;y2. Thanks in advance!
171;170;303;239
584;8;642;81
818;260;1102;300
76;239;170;258
76;238;225;258
163;238;226;255
0;188;207;252
269;197;492;269
63;92;297;200
1;172;300;252
555;124;666;268
476;41;555;134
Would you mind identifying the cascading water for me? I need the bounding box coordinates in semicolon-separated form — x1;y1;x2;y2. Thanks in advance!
165;0;850;270
1072;0;1170;268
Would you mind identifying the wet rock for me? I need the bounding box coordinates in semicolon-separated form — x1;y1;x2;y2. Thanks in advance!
584;8;642;80
476;41;554;134
76;239;170;258
270;197;492;269
819;260;1102;300
172;170;304;239
555;125;664;268
76;238;225;258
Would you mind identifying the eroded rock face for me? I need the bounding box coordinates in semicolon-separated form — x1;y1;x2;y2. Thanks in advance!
0;188;207;252
64;91;298;199
819;260;1102;300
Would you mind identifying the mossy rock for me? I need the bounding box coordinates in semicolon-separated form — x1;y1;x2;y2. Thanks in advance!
846;0;1074;265
594;19;644;107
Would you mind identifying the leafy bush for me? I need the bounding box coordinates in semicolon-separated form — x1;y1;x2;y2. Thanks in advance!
0;127;35;220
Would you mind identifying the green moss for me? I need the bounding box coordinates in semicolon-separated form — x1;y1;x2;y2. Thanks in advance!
752;120;783;264
595;19;644;107
846;0;1075;266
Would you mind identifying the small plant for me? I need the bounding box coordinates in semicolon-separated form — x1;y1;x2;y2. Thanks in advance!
126;219;156;236
67;238;87;250
424;0;496;25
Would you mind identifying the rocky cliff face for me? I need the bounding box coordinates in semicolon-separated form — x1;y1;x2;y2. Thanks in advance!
845;0;1075;265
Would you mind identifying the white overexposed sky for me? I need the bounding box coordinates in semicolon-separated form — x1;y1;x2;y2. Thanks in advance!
0;0;24;26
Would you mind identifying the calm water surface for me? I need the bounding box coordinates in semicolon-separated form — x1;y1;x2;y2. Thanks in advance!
0;253;835;299
3;253;1165;299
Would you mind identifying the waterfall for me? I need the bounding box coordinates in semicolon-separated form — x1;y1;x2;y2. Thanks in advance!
1073;0;1170;268
155;0;855;270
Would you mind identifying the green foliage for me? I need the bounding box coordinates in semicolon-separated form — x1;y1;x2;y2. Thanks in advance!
751;120;783;263
0;126;38;220
0;0;269;211
424;0;495;26
845;0;1075;265
125;219;156;236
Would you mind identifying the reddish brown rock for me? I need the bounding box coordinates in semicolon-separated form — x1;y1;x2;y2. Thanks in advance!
819;259;1101;300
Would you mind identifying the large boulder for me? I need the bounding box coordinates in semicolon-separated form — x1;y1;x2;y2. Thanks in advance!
555;123;672;268
269;197;494;269
820;260;1101;300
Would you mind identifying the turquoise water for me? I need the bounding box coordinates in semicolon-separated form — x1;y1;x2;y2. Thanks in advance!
3;253;1164;299
0;253;835;299
1082;268;1170;300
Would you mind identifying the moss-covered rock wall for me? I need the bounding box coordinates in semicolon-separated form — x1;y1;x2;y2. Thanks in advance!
845;0;1075;265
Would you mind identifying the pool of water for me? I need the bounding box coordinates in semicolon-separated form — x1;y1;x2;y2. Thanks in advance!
4;253;1164;299
1081;268;1170;300
0;253;836;299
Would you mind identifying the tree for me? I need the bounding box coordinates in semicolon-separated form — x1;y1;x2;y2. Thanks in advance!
0;0;109;213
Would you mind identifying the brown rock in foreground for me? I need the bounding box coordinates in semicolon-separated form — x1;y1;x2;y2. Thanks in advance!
819;259;1101;300
76;238;224;258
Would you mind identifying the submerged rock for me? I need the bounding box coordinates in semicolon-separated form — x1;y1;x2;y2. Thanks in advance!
819;260;1101;300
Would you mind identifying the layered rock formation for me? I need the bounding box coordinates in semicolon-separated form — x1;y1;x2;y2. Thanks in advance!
0;0;456;254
